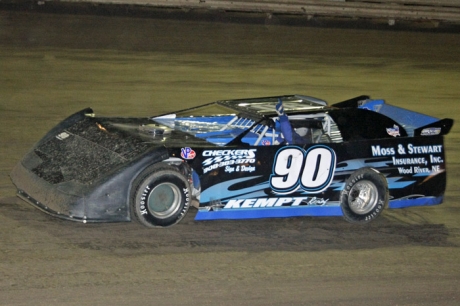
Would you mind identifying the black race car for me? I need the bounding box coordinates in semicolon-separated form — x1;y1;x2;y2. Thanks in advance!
10;95;453;227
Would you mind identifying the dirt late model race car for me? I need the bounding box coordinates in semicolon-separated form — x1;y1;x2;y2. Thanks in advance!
11;95;453;228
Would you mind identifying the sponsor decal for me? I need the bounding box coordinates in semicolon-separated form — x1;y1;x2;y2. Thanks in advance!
223;196;329;209
392;157;427;166
371;144;444;175
202;149;257;158
270;145;336;194
421;127;441;136
371;144;443;157
202;149;257;174
224;165;256;174
56;132;70;140
371;145;396;156
386;124;400;137
181;147;196;160
261;139;271;146
406;144;442;154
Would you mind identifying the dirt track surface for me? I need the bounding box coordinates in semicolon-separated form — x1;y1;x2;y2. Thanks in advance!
1;10;459;305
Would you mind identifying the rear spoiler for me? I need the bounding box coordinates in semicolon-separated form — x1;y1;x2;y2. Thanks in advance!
332;96;454;136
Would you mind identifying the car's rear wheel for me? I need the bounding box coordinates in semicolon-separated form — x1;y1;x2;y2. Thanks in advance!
131;165;191;227
340;167;388;223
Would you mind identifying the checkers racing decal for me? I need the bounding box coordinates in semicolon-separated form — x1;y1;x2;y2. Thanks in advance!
202;149;257;174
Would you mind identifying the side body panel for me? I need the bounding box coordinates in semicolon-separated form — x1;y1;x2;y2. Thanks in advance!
173;135;447;221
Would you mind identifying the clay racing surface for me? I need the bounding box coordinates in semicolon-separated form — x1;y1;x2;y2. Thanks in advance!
1;10;459;305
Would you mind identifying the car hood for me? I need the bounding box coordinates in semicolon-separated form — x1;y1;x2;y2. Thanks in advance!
19;110;210;187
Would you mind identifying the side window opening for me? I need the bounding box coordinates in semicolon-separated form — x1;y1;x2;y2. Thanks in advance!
287;114;344;144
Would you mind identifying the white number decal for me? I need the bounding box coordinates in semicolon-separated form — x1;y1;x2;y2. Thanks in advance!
270;146;336;194
270;148;304;192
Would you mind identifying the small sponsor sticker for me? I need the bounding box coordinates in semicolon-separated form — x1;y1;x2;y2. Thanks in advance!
386;125;400;137
261;139;271;146
421;127;441;136
56;132;70;140
181;147;196;160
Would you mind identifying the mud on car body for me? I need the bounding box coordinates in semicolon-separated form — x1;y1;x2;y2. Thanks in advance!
10;95;454;227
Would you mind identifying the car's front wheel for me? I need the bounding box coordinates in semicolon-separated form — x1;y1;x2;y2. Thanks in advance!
340;167;388;223
131;165;191;227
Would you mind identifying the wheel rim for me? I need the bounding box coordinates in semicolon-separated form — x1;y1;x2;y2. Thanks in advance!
347;180;379;215
147;182;181;218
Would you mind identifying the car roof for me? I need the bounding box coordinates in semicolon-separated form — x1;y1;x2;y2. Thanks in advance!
217;95;329;119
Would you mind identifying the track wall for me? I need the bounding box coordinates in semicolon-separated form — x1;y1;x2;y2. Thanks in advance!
54;0;460;23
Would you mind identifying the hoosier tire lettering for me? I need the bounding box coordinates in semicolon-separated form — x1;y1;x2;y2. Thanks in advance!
130;165;191;228
139;186;151;215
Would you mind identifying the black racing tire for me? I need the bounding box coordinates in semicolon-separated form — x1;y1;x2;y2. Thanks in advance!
130;165;191;228
340;167;388;224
